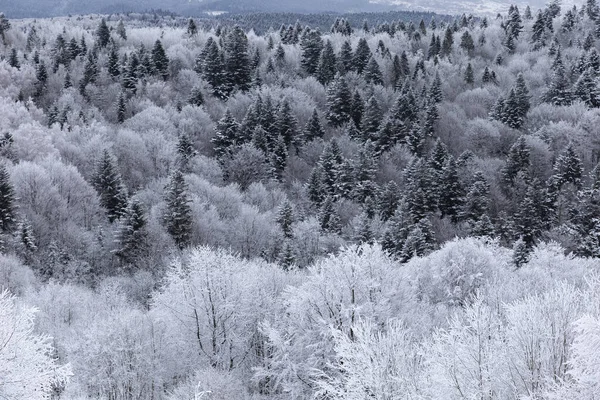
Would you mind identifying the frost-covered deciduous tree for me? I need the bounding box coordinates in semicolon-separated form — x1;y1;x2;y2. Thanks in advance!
0;290;71;400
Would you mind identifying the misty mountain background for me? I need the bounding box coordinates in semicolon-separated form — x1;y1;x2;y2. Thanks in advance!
0;0;578;19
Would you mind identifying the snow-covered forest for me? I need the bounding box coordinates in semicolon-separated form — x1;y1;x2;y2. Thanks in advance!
2;1;600;399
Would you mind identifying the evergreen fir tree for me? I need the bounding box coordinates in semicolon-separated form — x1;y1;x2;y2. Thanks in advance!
279;240;296;270
8;48;19;69
354;213;374;244
337;40;354;75
573;67;600;107
361;96;382;140
151;39;169;80
512;237;531;268
441;27;454;57
316;40;336;85
364;57;384;85
163;170;192;249
116;20;127;40
319;139;344;195
108;45;120;78
438;156;464;221
176;133;197;172
353;38;372;74
212;109;240;160
114;199;148;265
275;99;299;148
319;196;341;233
400;218;435;262
300;29;324;76
122;53;139;92
307;166;326;206
542;57;573;105
377;181;400;221
224;26;252;92
116;92;126;124
350;90;365;129
93;150;128;223
502;136;530;187
189;85;204;107
187;18;198;37
464;63;475;84
96;18;110;48
0;164;15;232
460;31;475;55
461;171;491;222
532;10;547;49
326;75;353;127
511;179;545;245
19;219;37;254
304;108;325;141
270;135;288;180
429;72;443;103
202;39;227;98
553;143;583;188
382;206;410;257
276;201;294;239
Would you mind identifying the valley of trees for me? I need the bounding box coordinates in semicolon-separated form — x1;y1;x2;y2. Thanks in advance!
2;1;600;398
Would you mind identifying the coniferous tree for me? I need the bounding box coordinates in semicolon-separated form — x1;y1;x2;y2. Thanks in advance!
212;110;240;160
317;40;336;85
107;45;120;78
439;156;464;221
300;29;323;76
318;139;344;196
441;27;454;57
116;20;127;40
276;201;294;239
364;57;384;85
542;56;573;105
464;63;475;84
460;31;475;55
189;85;204;107
502;136;530;187
400;218;435;262
337;40;354;74
114;199;147;265
96;18;110;48
187;18;198;37
326;75;353;127
574;67;600;107
8;48;19;69
307;166;326;206
34;61;48;98
93;150;128;223
353;38;371;74
163;170;192;249
429;72;443;103
512;237;531;268
461;171;491;223
202;39;227;98
553;144;583;188
276;99;299;148
377;181;400;221
361;96;382;140
350;90;364;128
176;133;197;172
304;109;325;141
116;92;126;124
19;219;37;255
319;196;341;233
151;40;169;80
0;164;15;233
532;11;547;49
122;53;139;93
270;136;288;180
224;26;251;92
511;179;545;245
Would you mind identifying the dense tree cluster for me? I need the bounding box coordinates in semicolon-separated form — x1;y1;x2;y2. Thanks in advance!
1;4;600;399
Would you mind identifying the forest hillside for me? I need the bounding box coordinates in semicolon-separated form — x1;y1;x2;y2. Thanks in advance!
1;1;600;399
